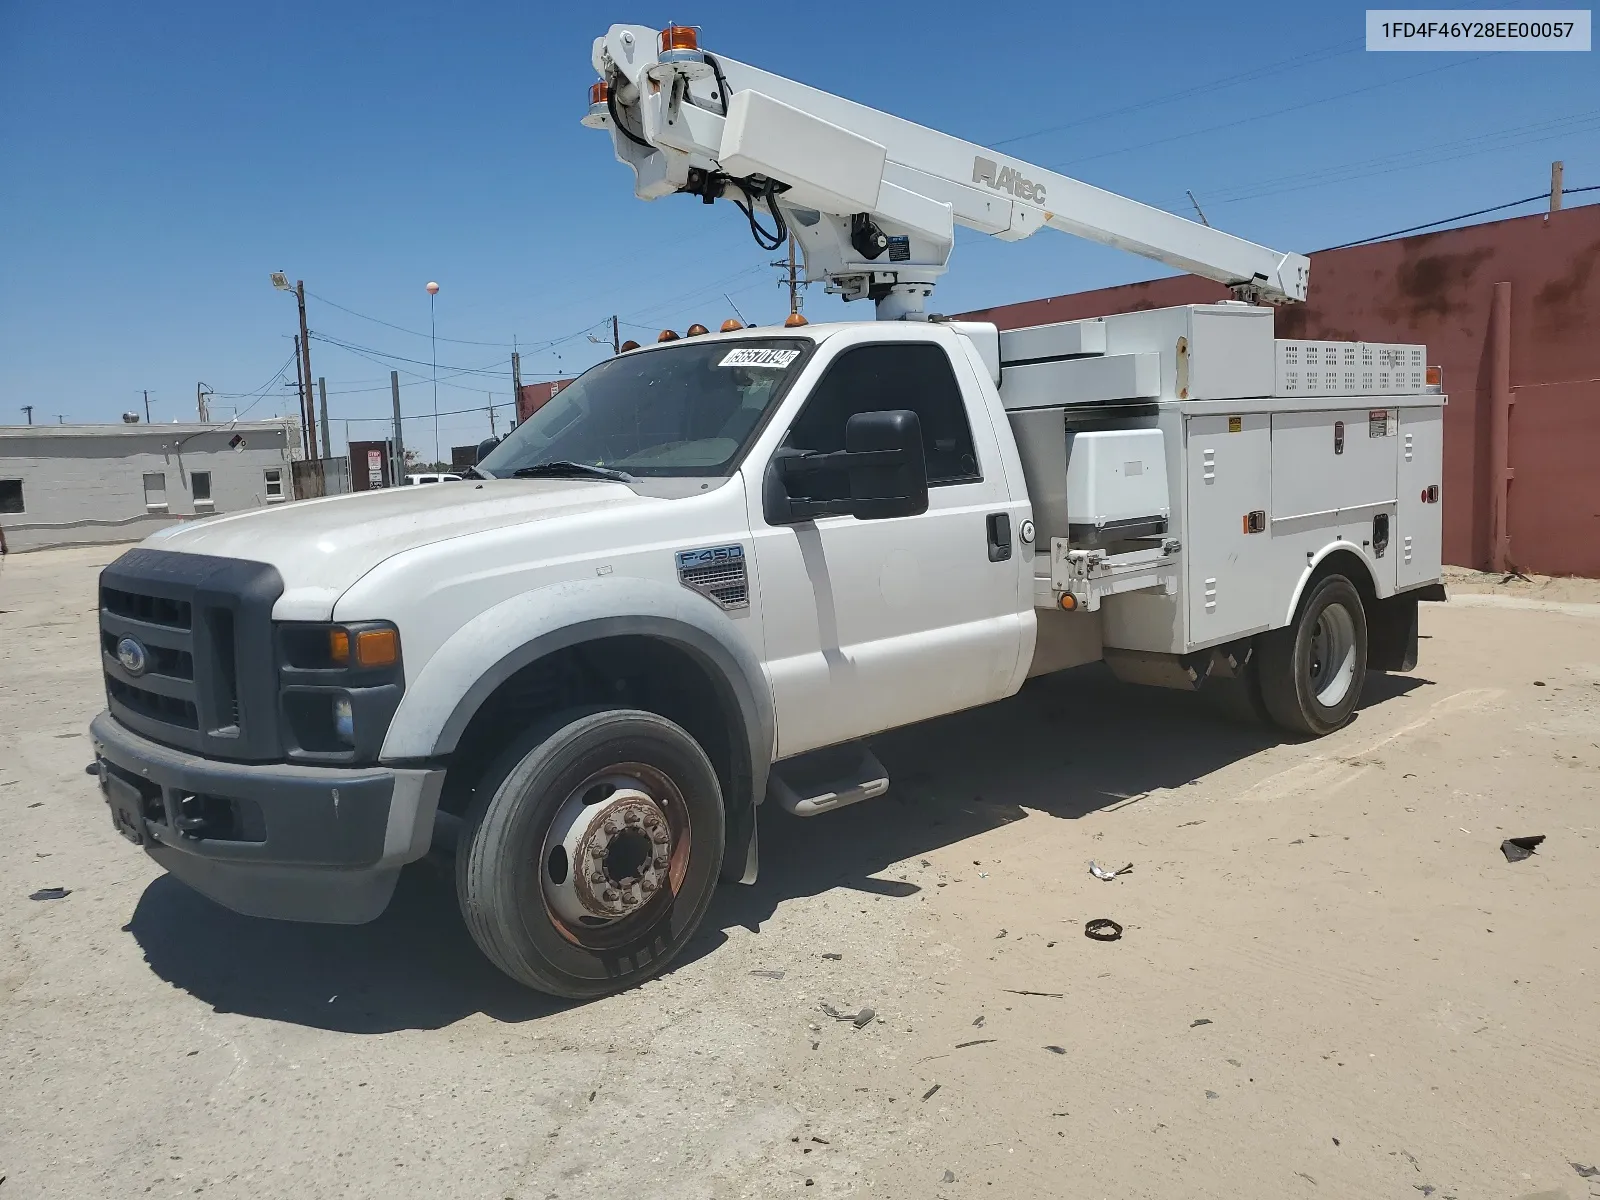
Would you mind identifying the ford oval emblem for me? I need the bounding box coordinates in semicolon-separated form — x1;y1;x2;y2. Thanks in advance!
116;637;149;677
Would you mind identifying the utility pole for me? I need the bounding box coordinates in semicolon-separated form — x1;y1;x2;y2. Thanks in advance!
772;235;802;318
294;280;317;457
1187;190;1211;227
318;378;331;459
611;314;620;354
196;382;213;423
143;390;152;422
20;405;33;425
1551;160;1564;212
292;335;306;455
389;371;404;488
511;348;522;417
488;399;497;437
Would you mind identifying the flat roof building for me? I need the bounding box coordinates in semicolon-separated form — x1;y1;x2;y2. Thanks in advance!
0;419;299;553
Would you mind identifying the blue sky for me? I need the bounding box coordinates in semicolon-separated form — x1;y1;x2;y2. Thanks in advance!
2;2;1595;451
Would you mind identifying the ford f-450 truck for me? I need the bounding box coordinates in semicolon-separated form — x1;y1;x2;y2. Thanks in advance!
87;27;1444;999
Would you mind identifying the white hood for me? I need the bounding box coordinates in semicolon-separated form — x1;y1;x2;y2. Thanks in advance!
144;479;647;617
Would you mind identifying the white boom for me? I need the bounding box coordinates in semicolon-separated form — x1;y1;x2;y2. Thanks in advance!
587;24;1310;319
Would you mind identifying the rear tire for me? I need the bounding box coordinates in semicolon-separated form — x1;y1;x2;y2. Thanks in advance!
456;708;725;999
1257;575;1368;737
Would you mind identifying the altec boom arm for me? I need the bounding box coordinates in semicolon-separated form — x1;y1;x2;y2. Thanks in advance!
587;24;1310;319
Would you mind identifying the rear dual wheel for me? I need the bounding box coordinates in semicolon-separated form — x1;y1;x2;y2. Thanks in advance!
455;708;725;999
1256;574;1368;737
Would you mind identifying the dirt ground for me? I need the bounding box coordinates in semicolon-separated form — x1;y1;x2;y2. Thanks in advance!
2;545;1598;1200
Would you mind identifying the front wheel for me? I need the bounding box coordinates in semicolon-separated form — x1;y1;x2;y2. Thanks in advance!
1257;575;1368;737
456;708;725;999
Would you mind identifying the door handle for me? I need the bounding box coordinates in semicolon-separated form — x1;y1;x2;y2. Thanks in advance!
986;513;1012;562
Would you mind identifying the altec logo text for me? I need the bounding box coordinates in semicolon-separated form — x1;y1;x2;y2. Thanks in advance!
972;157;1047;204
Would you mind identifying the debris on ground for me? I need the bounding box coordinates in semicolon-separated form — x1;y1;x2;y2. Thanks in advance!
921;1083;941;1101
821;953;842;960
28;887;71;901
820;1002;875;1028
750;969;786;980
1089;861;1134;881
1044;1045;1067;1055
1572;1162;1600;1178
1205;1090;1219;1099
1501;835;1546;863
954;1039;995;1049
1085;918;1123;941
972;1015;985;1028
995;929;1007;938
1005;989;1064;998
1412;1185;1435;1197
1191;1018;1213;1027
941;1169;956;1182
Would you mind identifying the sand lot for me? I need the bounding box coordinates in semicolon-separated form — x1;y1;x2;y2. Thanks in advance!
3;545;1598;1199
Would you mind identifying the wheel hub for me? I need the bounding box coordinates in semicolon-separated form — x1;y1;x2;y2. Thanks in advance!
542;774;673;925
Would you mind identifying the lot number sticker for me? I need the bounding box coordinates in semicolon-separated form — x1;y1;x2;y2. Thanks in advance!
719;348;800;368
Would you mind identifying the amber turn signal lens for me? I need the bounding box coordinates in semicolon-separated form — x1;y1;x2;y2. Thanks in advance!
659;24;699;52
657;329;680;342
1425;365;1442;387
1059;594;1078;611
355;628;399;668
720;318;743;332
329;628;350;664
588;80;610;106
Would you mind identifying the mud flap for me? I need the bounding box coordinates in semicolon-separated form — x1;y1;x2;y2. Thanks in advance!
721;797;759;885
1367;593;1419;672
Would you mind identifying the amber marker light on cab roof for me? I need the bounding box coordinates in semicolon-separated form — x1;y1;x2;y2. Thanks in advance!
619;340;640;352
657;329;680;342
720;319;743;332
686;323;709;336
784;312;809;327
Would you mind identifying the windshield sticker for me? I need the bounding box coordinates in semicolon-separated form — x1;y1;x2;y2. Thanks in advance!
718;348;800;369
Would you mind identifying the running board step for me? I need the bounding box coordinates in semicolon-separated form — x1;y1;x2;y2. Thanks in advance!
768;744;889;817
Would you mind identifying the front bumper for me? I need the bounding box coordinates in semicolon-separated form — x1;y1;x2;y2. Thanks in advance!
90;711;444;924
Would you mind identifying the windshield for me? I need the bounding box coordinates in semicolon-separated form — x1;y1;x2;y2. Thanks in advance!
478;337;814;479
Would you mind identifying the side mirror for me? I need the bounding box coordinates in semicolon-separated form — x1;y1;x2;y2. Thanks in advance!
763;409;929;524
845;409;928;520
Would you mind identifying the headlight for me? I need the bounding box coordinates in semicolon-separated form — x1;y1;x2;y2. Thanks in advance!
333;695;355;745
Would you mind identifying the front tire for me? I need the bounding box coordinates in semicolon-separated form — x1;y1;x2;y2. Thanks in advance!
1257;575;1368;737
456;708;725;999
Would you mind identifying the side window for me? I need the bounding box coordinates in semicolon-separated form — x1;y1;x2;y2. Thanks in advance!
264;468;284;501
191;470;213;510
783;343;981;486
0;479;23;514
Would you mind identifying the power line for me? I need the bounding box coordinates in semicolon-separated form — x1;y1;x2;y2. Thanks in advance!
1045;54;1491;173
991;39;1362;150
1152;109;1600;212
1321;184;1599;250
307;332;511;377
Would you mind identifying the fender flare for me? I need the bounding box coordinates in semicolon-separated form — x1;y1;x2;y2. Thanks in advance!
1280;540;1381;627
379;577;775;808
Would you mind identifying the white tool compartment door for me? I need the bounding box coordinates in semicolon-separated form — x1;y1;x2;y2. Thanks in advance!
1185;413;1274;644
1271;407;1399;595
1396;406;1444;588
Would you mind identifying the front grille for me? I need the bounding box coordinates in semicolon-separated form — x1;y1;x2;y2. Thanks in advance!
106;676;200;728
101;586;192;630
98;549;283;761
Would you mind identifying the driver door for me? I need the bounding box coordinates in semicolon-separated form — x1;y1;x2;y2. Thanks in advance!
749;340;1026;758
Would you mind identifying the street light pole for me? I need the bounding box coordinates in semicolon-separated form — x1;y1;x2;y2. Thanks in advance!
427;281;440;468
271;272;318;458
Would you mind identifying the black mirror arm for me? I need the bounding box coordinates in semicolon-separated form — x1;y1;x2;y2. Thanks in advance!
779;447;907;477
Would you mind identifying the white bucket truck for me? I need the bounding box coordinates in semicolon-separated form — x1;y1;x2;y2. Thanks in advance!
88;25;1443;998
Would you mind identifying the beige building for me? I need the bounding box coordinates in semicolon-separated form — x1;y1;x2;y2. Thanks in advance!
0;419;300;553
